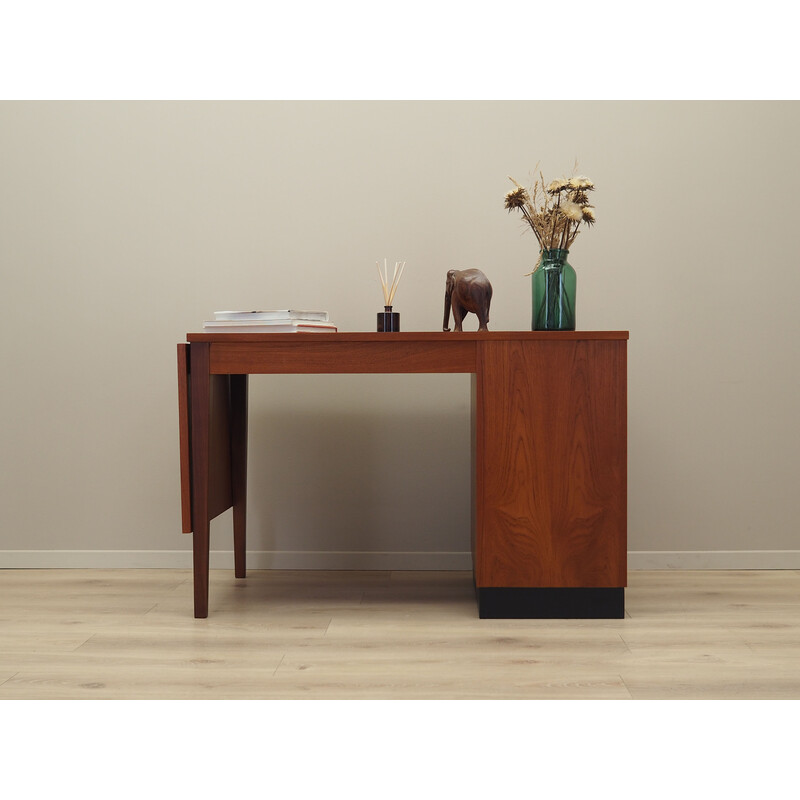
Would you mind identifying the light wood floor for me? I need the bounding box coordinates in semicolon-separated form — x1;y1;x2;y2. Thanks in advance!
1;568;799;699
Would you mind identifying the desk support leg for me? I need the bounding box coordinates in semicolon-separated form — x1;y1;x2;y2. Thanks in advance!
190;343;211;619
230;374;248;579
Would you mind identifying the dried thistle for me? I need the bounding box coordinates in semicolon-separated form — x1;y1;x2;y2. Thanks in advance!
559;200;584;222
568;175;594;191
569;190;591;206
504;185;529;210
546;179;570;195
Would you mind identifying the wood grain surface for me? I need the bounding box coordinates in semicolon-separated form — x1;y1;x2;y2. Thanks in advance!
181;331;628;615
476;339;626;588
189;343;212;617
177;344;192;533
183;331;628;374
186;331;630;343
2;569;799;699
207;339;478;374
230;374;248;579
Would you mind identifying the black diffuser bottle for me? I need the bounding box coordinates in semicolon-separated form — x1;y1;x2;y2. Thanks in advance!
376;259;405;333
377;305;400;332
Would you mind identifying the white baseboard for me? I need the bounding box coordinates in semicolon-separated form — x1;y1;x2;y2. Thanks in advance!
627;550;800;570
2;550;799;570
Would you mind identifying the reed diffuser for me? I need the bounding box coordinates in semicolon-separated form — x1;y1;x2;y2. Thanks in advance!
376;258;405;332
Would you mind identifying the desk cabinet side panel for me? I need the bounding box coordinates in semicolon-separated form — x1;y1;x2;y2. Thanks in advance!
476;339;627;588
471;372;481;574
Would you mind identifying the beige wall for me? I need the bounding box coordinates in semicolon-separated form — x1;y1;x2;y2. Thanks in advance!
1;101;798;568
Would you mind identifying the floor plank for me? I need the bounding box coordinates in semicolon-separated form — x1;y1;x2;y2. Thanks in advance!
1;569;799;699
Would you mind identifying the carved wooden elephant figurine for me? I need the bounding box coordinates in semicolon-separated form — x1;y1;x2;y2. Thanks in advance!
443;268;492;332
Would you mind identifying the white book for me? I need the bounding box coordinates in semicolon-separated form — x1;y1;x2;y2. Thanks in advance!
213;310;330;322
203;320;337;333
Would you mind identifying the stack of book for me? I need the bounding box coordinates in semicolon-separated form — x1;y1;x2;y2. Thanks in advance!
202;310;338;333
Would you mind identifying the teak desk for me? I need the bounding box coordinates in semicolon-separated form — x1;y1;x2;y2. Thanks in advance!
177;331;628;619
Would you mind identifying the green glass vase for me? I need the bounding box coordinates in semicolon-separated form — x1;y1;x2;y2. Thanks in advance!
532;248;576;331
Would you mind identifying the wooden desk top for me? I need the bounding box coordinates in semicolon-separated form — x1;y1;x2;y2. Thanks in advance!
186;330;629;342
184;331;629;375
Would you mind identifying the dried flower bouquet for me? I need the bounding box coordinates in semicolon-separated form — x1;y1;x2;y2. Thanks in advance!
504;171;596;272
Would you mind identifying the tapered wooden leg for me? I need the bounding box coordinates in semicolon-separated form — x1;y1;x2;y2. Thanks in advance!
190;343;211;618
230;374;248;579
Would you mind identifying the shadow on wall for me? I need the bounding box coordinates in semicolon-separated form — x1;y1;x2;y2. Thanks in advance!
246;406;472;560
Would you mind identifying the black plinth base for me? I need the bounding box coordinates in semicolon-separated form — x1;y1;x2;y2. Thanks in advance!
477;587;625;619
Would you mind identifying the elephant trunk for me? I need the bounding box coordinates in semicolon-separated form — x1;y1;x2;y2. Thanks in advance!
443;289;451;331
